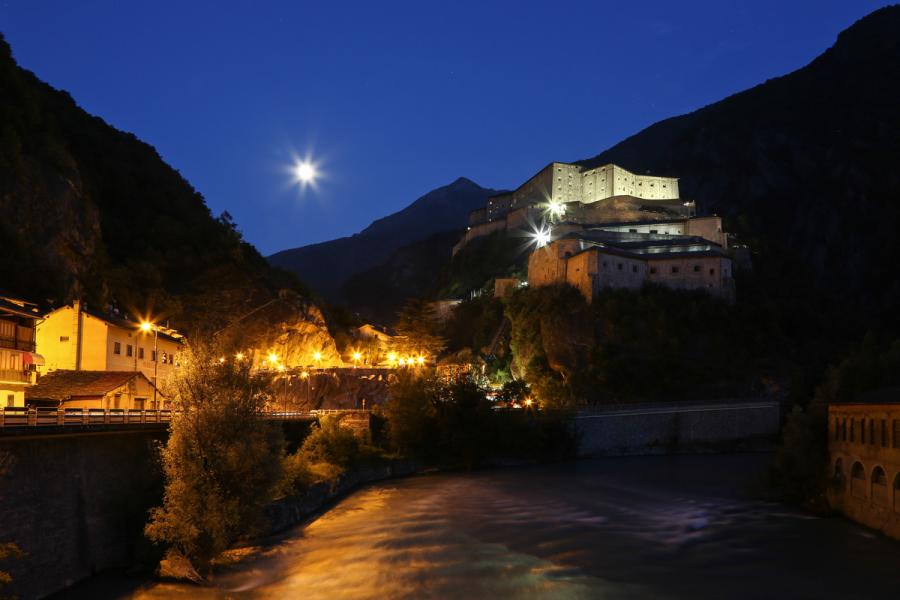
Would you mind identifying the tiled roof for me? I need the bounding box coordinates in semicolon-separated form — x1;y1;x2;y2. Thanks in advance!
79;307;184;344
25;370;148;401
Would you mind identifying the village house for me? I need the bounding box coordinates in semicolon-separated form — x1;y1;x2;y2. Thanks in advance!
36;300;184;389
25;370;166;410
828;389;900;541
0;293;44;407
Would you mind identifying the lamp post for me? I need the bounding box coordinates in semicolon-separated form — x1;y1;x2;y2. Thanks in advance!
140;321;159;408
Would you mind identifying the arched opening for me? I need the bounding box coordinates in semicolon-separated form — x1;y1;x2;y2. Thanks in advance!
851;462;866;499
871;466;888;507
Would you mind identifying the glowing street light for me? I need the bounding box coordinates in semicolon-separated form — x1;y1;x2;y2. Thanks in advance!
416;355;425;366
268;352;279;364
139;320;159;407
313;351;322;363
235;352;245;361
352;351;362;368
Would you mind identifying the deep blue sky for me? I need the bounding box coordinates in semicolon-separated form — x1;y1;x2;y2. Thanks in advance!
1;1;889;254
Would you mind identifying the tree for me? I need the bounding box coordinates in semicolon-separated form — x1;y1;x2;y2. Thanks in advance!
393;298;446;360
144;344;284;575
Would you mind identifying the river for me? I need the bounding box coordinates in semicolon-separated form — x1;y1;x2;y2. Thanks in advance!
63;454;900;599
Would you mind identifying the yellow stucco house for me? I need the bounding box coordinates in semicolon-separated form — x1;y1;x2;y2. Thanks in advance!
36;300;184;391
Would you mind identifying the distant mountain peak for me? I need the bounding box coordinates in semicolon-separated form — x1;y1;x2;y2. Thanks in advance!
268;178;501;299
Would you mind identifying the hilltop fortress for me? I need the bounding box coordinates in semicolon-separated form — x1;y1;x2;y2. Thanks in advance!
455;162;736;301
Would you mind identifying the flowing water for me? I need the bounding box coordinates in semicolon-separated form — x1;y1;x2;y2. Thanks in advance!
66;455;900;599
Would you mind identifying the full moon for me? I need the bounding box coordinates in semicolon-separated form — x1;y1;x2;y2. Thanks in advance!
294;161;316;183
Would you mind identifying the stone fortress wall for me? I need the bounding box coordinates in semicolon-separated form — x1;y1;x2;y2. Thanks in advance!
457;162;685;255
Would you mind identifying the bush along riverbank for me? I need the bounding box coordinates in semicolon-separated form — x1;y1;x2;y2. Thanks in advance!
145;352;579;583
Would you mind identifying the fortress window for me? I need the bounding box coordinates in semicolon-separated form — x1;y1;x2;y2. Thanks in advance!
671;266;680;274
710;268;716;275
617;263;623;270
59;336;69;342
650;267;657;274
650;229;658;234
882;420;888;447
632;265;638;273
629;228;637;233
861;419;866;443
893;420;900;448
694;265;701;272
850;419;855;442
870;419;875;445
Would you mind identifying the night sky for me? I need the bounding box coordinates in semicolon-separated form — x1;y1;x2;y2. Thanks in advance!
1;1;888;255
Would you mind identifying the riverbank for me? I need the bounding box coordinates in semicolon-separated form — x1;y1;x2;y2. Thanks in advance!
56;453;900;600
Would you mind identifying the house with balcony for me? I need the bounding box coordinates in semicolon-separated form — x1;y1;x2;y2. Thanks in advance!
36;300;184;391
0;293;44;407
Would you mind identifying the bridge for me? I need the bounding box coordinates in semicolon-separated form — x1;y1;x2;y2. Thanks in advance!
0;406;367;437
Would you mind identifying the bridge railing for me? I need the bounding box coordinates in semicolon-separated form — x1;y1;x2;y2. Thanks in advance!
0;407;175;428
0;407;367;429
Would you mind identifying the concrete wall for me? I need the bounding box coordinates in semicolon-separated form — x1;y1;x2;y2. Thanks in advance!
576;400;780;456
0;431;167;599
828;403;900;541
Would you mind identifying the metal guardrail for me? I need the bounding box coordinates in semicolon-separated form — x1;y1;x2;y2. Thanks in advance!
0;407;173;428
0;407;370;429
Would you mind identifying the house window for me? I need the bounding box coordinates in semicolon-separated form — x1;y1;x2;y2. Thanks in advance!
693;265;701;272
6;394;13;407
126;344;133;357
59;336;69;342
709;268;716;276
134;397;145;410
113;342;121;355
671;266;679;274
138;347;144;359
152;350;157;362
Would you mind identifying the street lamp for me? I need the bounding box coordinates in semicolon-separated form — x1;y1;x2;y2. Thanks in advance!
352;351;362;368
140;321;159;408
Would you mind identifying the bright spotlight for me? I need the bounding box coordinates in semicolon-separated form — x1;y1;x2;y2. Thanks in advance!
547;200;566;218
532;225;552;248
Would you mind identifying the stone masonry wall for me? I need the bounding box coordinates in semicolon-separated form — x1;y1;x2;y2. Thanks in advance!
0;430;166;599
576;401;780;456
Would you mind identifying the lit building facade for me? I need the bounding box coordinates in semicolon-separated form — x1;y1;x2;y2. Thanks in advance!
25;370;166;410
0;294;43;407
527;230;734;302
828;394;900;541
36;301;184;389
